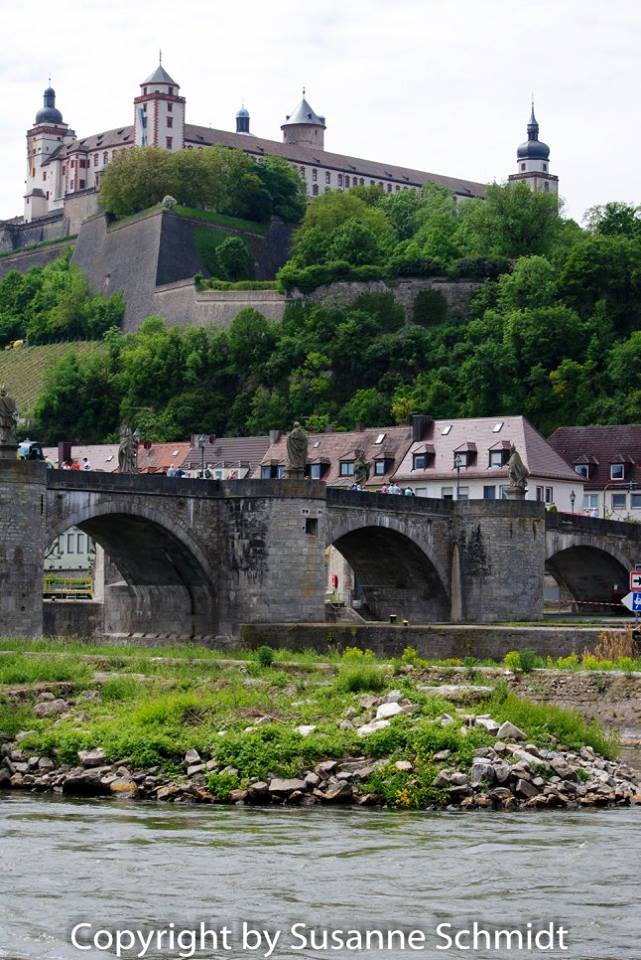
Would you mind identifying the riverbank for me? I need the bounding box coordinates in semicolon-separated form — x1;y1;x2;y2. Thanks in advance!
1;640;640;811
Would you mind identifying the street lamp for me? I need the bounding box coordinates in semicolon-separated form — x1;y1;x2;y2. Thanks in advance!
453;454;464;500
570;489;576;514
197;434;207;478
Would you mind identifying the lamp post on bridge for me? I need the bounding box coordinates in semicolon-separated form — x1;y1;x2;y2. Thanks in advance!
570;489;576;514
197;434;207;478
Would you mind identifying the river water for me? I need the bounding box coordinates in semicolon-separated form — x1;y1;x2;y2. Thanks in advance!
0;796;639;960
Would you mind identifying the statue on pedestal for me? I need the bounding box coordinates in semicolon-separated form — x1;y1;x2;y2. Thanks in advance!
118;422;140;474
507;445;529;498
354;448;371;486
286;422;308;478
0;386;18;455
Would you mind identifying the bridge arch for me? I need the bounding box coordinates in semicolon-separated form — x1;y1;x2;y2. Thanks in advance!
46;500;217;637
545;539;629;611
331;524;449;622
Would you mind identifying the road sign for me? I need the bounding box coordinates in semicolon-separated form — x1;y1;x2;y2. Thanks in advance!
630;572;641;590
621;591;641;612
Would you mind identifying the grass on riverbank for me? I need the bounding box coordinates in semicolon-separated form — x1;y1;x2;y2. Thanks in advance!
0;642;618;809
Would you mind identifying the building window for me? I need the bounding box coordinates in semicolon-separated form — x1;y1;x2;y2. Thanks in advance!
574;464;589;478
441;487;454;500
312;168;317;181
412;452;433;470
79;180;85;189
305;517;318;536
339;461;354;476
499;485;509;500
42;171;47;181
344;175;350;187
457;487;470;501
261;464;285;479
537;486;554;504
612;493;627;510
374;460;386;476
143;87;148;95
544;182;550;192
610;463;625;480
489;449;509;468
299;166;305;177
520;163;525;171
370;179;375;186
325;171;331;184
165;137;172;148
168;87;173;95
66;533;75;553
309;463;326;480
631;494;641;509
583;493;598;511
93;153;98;166
167;116;173;128
312;184;319;196
483;485;496;500
543;163;547;171
103;152;108;163
167;102;173;112
359;178;364;186
337;174;343;186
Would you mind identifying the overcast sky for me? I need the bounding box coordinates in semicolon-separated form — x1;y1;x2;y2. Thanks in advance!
1;0;639;222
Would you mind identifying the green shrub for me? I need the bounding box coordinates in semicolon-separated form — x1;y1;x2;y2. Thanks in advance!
215;236;255;281
256;645;275;669
412;289;448;326
208;770;241;800
335;664;386;693
518;648;544;673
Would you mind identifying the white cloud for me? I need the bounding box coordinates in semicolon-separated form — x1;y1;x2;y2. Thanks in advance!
2;0;640;221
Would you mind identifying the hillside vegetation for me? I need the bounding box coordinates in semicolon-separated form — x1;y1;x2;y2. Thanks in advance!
10;184;641;443
0;341;105;420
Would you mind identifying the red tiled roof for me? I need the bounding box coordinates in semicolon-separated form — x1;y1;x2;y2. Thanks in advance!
261;426;413;487
137;442;190;473
393;416;578;483
548;424;641;490
181;436;270;475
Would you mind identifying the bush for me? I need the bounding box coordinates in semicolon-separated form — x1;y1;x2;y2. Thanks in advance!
412;289;448;326
256;645;275;669
448;257;512;280
215;236;255;281
503;648;544;673
208;770;242;800
594;626;639;661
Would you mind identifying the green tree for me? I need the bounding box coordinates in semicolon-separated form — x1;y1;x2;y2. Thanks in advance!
585;201;641;240
458;181;561;259
215;237;255;281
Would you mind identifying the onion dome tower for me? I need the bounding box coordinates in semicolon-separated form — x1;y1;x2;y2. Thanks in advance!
236;105;250;134
281;89;326;148
508;101;558;196
24;83;74;222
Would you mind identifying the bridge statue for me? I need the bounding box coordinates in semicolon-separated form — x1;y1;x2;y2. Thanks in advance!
354;449;370;486
118;422;140;474
286;422;308;479
0;385;18;457
507;445;529;499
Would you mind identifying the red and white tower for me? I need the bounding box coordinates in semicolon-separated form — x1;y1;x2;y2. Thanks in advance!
133;58;185;151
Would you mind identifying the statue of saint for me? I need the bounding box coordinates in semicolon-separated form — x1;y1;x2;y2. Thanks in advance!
118;422;140;474
286;421;308;475
507;445;529;490
0;385;18;445
354;448;371;485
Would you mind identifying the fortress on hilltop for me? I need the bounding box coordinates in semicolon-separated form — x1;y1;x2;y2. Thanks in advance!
16;60;557;229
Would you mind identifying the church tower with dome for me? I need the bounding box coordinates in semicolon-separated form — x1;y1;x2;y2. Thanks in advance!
508;103;558;196
24;85;76;221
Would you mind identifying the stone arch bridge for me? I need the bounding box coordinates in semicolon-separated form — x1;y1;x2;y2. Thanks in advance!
1;462;639;639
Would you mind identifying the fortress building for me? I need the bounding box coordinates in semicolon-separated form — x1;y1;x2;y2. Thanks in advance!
20;61;556;228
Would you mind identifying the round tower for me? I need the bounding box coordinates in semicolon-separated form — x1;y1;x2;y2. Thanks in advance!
25;84;74;222
508;102;558;195
134;57;185;150
236;105;250;135
281;89;326;149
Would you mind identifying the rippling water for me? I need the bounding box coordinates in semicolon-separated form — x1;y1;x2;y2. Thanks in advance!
0;796;639;960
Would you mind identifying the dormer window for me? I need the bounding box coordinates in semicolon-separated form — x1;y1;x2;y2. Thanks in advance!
308;462;329;480
610;463;625;480
339;461;355;477
374;457;395;476
489;448;510;468
453;443;477;468
574;464;589;479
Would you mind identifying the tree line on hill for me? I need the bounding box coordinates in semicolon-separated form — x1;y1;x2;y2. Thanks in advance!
4;175;641;441
26;190;641;443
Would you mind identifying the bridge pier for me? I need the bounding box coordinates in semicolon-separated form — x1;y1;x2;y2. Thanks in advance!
0;461;47;637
